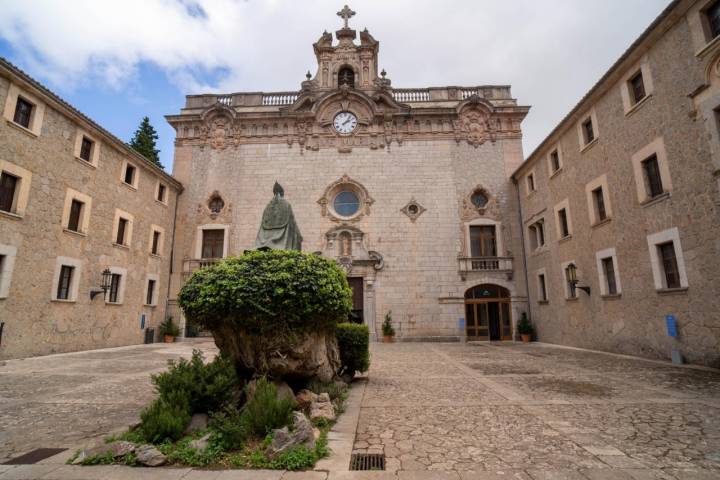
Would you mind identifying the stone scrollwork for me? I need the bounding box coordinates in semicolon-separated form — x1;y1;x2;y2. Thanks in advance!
318;174;374;222
400;198;426;221
460;186;497;221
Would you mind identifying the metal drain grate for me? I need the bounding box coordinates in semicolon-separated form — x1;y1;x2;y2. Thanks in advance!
350;453;385;470
3;448;67;465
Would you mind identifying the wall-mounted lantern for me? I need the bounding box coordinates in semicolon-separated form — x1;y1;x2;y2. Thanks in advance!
566;262;591;295
90;268;113;300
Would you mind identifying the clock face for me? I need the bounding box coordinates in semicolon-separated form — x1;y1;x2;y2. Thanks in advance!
333;111;358;134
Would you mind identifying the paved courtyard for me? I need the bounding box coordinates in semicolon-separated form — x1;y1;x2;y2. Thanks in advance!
353;342;720;478
1;340;720;479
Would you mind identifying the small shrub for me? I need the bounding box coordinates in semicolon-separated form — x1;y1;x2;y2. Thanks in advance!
209;405;248;450
159;317;181;337
335;323;370;376
151;350;237;415
269;445;315;471
382;311;395;337
165;436;224;466
241;377;296;437
517;312;534;335
307;379;348;403
140;390;191;444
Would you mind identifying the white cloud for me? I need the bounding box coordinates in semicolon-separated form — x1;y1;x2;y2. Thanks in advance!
0;0;669;154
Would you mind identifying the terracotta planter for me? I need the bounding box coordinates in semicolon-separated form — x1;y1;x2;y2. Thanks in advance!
164;335;175;343
382;335;394;343
521;334;531;343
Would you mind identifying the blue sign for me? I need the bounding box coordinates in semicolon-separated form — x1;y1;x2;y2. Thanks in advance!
140;314;146;330
665;315;677;337
458;318;465;329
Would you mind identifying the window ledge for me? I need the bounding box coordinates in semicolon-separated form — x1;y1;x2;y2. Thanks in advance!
601;293;622;300
155;199;168;207
0;210;23;221
537;300;550;305
74;156;97;169
558;234;573;244
149;253;162;259
657;287;688;295
121;181;138;191
549;167;563;179
580;138;598;153
624;93;652;117
526;189;537;198
531;246;549;256
63;228;87;238
565;296;579;302
105;301;123;306
112;242;130;250
591;218;612;229
641;192;671;208
696;35;720;59
143;304;157;308
51;298;76;304
6;119;38;138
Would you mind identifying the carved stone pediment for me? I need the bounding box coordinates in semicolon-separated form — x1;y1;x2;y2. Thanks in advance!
319;224;384;272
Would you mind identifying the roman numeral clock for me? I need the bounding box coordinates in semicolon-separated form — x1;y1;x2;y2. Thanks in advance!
333;111;358;135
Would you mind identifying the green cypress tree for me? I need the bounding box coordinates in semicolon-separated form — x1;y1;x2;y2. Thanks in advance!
129;116;162;168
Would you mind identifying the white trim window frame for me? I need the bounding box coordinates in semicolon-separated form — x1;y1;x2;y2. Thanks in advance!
61;188;92;236
120;159;139;190
112;209;134;248
73;129;100;167
106;266;127;305
2;83;46;136
595;247;622;296
536;268;549;303
144;273;160;307
51;256;82;302
553;199;573;240
646;227;689;290
577;108;599;151
585;174;613;226
195;224;230;260
149;224;165;257
620;56;654;115
0;159;33;218
0;244;18;298
547;144;563;177
631;137;673;204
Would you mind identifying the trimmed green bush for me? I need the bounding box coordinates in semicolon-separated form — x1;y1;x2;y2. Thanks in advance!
151;350;238;415
517;312;534;335
140;390;191;443
335;323;370;375
159;317;181;337
209;405;248;450
177;250;352;335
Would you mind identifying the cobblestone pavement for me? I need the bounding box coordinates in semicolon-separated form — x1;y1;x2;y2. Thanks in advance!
353;342;720;479
0;339;218;462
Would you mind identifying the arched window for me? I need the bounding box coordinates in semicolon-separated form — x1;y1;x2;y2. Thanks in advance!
338;67;355;88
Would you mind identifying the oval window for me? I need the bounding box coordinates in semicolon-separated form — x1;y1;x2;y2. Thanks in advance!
333;191;360;217
471;191;488;208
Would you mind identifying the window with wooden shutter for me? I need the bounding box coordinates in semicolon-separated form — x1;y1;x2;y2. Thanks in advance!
67;199;83;232
13;97;33;129
0;172;18;213
56;265;74;300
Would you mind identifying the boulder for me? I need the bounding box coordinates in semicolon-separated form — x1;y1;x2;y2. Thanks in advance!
189;433;212;452
265;411;316;459
247;379;295;403
184;413;209;434
295;389;318;410
72;441;135;464
135;445;166;467
213;327;340;383
310;392;336;422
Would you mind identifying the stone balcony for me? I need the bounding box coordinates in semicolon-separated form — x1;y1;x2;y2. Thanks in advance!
458;256;514;281
182;258;222;278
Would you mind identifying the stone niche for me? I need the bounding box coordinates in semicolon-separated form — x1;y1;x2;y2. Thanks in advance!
317;225;384;274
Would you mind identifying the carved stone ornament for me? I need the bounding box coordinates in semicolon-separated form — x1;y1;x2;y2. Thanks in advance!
206;191;226;219
460;186;496;221
457;103;497;148
400;198;426;222
318;174;374;222
319;224;384;272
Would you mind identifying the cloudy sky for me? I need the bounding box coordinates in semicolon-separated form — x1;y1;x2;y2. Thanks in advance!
0;0;669;170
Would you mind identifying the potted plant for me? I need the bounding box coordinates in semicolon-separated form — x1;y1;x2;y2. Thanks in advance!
382;311;395;343
517;312;534;343
159;317;180;343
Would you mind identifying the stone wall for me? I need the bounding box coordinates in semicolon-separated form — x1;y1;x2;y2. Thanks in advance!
0;73;179;359
169;137;527;339
515;7;720;367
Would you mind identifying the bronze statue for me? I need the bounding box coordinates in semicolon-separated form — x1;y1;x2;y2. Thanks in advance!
254;182;303;251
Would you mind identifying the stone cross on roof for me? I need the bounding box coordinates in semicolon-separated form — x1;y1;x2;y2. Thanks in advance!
337;5;356;29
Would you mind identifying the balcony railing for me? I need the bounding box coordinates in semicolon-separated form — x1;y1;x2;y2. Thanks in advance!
182;258;222;277
458;256;513;279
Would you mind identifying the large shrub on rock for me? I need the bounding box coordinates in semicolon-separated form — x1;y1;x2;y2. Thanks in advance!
178;250;353;381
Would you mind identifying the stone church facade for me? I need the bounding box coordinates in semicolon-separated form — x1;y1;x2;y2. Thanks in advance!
166;9;530;341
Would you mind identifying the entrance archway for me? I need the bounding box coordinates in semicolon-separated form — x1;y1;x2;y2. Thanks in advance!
464;284;512;341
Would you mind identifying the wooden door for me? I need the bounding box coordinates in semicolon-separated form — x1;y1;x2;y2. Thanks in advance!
201;229;225;259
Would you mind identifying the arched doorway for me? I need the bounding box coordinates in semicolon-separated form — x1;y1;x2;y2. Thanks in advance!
464;284;512;341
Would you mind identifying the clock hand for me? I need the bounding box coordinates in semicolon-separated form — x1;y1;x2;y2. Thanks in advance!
342;118;352;126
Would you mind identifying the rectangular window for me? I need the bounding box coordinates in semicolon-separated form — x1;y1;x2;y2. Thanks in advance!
708;0;720;39
642;154;664;198
527;174;535;192
157;184;166;203
0;171;19;212
601;257;617;295
151;230;161;255
629;71;646;104
79;137;93;161
658;242;680;289
537;222;545;246
528;225;538;250
201;229;225;259
538;273;547;301
582;118;594;144
592;187;607;222
550;150;560;172
123;164;136;185
108;273;121;303
116;218;128;245
146;279;156;305
67;199;84;232
13;97;33;129
558;209;569;238
469;225;497;257
56;265;74;300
